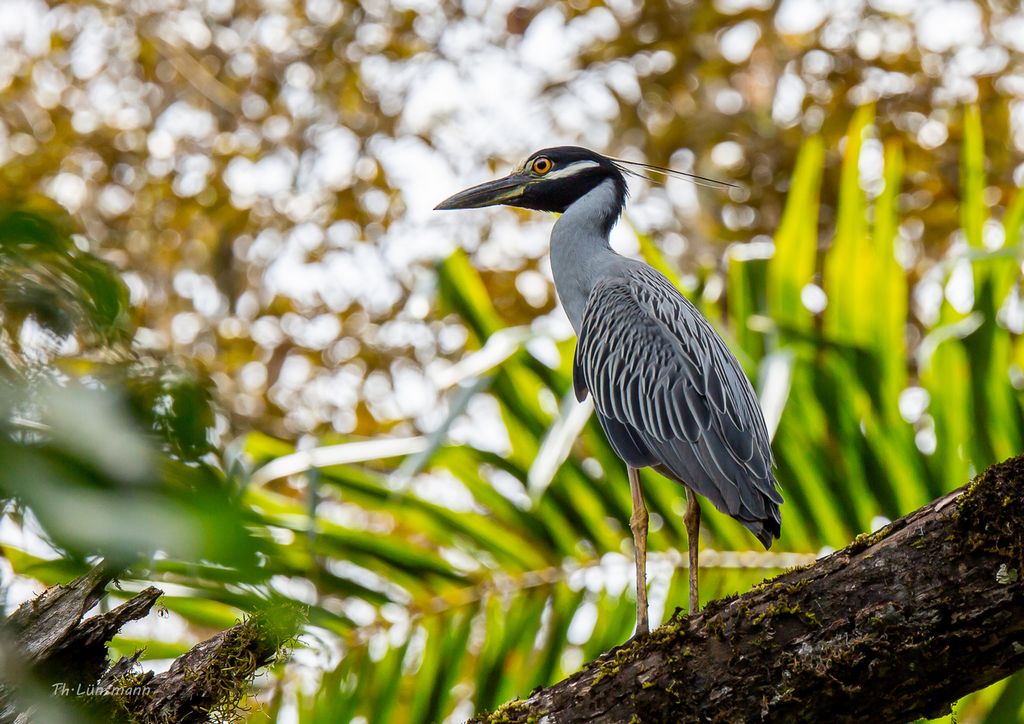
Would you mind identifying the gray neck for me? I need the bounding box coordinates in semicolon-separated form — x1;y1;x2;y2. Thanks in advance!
549;179;624;332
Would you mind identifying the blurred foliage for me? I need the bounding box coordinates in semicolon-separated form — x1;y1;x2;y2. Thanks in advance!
2;1;1024;723
1;0;1023;440
0;204;259;567
0;204;130;362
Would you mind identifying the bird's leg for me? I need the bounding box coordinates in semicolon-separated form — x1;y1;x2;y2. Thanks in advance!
684;487;702;614
628;466;649;635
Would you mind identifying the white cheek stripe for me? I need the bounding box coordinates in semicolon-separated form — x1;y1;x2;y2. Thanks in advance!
545;159;601;180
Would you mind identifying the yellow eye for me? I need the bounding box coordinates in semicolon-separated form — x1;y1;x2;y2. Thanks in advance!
532;157;552;175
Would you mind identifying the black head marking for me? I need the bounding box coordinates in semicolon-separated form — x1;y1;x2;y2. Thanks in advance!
511;146;628;216
434;146;630;230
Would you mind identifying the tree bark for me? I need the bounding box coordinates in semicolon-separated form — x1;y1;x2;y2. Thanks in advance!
0;562;297;723
478;455;1024;723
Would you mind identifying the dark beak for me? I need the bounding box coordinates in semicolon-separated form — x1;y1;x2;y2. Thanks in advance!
434;173;529;210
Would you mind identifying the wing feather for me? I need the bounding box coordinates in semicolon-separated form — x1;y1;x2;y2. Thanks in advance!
573;266;782;546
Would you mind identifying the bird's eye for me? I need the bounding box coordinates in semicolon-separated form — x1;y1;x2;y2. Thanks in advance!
532;157;552;175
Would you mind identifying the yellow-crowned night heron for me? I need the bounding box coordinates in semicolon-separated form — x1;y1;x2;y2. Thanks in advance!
436;147;782;634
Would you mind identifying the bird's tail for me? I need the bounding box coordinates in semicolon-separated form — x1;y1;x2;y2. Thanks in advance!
742;515;781;550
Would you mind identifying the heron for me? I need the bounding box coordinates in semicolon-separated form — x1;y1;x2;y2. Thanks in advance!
435;147;782;635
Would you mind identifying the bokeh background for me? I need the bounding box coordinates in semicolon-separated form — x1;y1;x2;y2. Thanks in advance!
2;0;1024;721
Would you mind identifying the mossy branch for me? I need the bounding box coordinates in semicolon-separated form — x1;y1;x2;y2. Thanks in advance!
0;564;300;723
104;606;301;723
477;455;1024;723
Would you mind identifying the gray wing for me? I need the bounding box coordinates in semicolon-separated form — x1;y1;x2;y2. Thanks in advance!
572;265;782;547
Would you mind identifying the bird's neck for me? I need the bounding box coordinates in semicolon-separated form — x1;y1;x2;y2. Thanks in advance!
549;179;626;332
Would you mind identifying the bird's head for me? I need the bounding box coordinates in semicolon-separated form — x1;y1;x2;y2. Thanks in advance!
434;146;628;214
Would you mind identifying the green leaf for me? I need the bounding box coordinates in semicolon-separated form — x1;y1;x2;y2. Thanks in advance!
768;135;824;331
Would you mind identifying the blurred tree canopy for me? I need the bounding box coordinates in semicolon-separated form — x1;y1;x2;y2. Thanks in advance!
1;0;1022;440
2;0;1024;722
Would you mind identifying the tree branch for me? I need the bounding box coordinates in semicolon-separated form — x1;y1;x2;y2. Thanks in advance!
0;563;299;723
479;455;1024;723
106;606;300;723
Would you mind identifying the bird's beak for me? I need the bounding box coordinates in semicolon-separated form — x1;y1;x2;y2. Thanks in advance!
434;173;529;210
